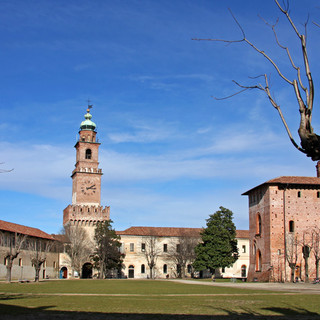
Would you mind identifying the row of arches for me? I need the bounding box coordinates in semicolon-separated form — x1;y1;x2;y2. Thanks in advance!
70;220;101;227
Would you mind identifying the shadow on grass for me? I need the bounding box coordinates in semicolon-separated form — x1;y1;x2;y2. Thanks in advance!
1;303;320;320
0;294;29;301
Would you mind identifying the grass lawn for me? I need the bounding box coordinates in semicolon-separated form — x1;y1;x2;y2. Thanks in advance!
0;279;319;319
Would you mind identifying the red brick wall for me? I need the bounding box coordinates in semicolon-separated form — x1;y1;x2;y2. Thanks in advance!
247;183;320;282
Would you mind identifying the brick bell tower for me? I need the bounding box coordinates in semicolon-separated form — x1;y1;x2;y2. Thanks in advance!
63;105;110;235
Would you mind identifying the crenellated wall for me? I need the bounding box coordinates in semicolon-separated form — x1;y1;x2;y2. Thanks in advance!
63;204;110;227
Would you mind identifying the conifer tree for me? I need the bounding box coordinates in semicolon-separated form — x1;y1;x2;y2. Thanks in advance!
193;206;238;274
93;220;124;278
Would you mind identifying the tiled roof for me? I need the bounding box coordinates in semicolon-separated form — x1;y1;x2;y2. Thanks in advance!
117;226;248;239
0;220;54;240
266;176;320;185
236;230;249;239
52;234;69;243
242;176;320;195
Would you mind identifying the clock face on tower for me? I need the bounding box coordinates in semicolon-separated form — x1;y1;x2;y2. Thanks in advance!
80;180;97;195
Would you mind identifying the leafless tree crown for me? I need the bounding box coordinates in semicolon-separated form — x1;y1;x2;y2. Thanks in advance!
193;0;320;160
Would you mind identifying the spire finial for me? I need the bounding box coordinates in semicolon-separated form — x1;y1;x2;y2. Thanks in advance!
87;99;93;113
80;99;96;131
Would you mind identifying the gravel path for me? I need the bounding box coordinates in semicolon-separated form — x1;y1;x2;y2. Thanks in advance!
170;279;320;294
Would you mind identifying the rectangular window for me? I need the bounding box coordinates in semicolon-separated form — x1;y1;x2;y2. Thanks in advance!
18;258;22;267
163;244;167;252
141;243;145;252
298;191;301;198
176;244;181;253
130;243;134;252
242;245;246;253
317;191;320;198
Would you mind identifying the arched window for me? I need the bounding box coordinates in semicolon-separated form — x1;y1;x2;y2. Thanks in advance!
163;264;167;274
187;264;192;274
289;220;294;233
141;264;145;274
241;265;247;277
85;149;92;159
128;265;134;279
256;214;262;235
255;250;262;271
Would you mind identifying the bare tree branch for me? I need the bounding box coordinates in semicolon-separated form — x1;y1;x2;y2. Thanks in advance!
193;1;320;160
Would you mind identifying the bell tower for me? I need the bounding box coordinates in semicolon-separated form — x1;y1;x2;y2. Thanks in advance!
63;105;110;233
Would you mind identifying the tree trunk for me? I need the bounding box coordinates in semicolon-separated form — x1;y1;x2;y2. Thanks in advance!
181;266;185;278
149;267;153;279
303;245;310;283
305;257;309;283
6;263;12;283
35;267;40;282
290;267;295;283
315;259;319;280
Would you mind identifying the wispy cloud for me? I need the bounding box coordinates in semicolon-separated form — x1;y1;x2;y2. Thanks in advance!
107;118;178;144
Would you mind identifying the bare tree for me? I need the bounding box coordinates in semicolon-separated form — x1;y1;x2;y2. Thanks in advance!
286;233;298;282
1;232;27;283
193;1;320;160
29;238;53;282
63;225;93;277
167;235;199;278
311;228;320;280
142;236;161;279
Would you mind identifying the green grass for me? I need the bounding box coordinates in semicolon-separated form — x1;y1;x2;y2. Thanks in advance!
0;279;270;295
0;280;319;319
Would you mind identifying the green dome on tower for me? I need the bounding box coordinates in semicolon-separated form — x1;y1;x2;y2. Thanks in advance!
80;106;96;131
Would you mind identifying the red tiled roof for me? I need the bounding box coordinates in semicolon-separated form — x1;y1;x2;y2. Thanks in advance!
236;230;249;239
117;226;248;239
242;176;320;195
0;220;54;240
52;234;69;243
117;226;201;237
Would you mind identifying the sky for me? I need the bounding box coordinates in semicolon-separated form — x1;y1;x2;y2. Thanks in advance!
1;0;320;234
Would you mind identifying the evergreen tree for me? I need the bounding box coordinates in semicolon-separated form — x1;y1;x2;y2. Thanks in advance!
92;220;124;279
193;206;238;273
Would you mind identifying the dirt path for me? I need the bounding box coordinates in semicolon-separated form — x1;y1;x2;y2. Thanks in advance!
170;279;320;294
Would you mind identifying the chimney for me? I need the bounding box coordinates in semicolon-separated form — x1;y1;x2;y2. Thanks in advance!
316;161;320;178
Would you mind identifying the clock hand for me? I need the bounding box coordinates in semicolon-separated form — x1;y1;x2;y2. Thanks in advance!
86;185;96;190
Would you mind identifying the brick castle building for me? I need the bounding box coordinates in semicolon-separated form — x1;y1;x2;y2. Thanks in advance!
59;106;249;279
243;168;320;282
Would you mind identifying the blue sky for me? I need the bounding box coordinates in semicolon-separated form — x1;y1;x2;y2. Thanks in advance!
1;0;320;234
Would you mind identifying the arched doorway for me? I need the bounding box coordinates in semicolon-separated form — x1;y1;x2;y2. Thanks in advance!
60;267;68;279
241;265;247;278
128;265;134;278
82;263;93;279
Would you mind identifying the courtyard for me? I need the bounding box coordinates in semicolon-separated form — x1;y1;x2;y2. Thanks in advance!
0;279;319;319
